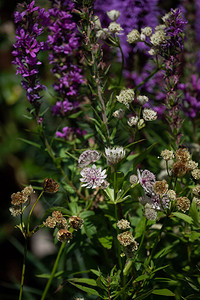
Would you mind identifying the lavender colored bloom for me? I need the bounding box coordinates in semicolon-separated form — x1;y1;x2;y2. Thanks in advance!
80;165;107;189
47;0;83;117
12;1;46;113
178;74;200;118
56;126;86;140
161;8;187;57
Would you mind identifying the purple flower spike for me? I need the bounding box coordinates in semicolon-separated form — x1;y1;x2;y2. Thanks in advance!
12;1;46;113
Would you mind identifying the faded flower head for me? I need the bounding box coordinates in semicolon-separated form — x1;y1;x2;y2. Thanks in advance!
80;164;107;189
172;161;188;177
69;216;84;230
192;185;200;196
44;211;68;229
161;149;174;160
78;150;101;168
117;231;135;247
144;203;157;220
186;160;198;171
9;206;22;217
142;108;157;121
105;146;125;165
193;197;200;206
127;29;141;44
112;108;125;119
127;116;138;126
116;89;135;107
117;219;131;230
175;148;190;162
191;169;200;180
11;185;34;206
43;216;57;228
43;178;59;193
125;240;139;258
56;229;72;243
153;180;168;195
176;197;190;212
167;189;176;201
11;191;28;206
108;22;123;34
107;10;120;21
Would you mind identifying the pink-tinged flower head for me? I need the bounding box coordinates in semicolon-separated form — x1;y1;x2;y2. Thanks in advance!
80;165;107;189
78;150;101;168
137;169;156;194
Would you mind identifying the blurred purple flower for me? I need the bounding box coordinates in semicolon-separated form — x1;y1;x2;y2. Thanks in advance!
12;0;46;108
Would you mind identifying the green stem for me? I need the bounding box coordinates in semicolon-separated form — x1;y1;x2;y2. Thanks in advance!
27;191;44;236
41;241;67;300
19;238;28;300
118;42;124;86
114;205;122;271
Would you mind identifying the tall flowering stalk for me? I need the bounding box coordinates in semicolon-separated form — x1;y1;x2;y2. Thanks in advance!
47;0;84;117
12;1;46;121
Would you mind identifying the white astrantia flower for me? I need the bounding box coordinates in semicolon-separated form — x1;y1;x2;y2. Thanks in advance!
107;10;120;21
137;95;149;105
143;108;157;121
105;146;126;165
127;29;141;44
108;22;123;34
155;24;166;31
78;150;101;168
116;89;135;107
112;108;125;119
80;165;107;189
127;116;138;126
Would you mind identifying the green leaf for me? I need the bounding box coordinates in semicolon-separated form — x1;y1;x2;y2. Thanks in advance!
90;269;101;277
135;217;146;239
189;200;199;226
68;281;100;296
132;289;153;299
104;188;115;202
18;138;41;149
68;111;83;118
36;271;64;279
172;212;193;224
152;289;175;296
68;278;97;286
133;274;149;283
125;139;145;149
98;236;113;249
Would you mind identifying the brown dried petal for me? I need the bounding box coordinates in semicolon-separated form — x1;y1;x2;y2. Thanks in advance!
56;229;72;243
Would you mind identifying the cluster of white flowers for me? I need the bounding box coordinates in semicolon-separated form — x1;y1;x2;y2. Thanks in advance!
160;149;174;161
127;29;141;44
116;89;135;107
150;29;166;47
108;22;123;34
